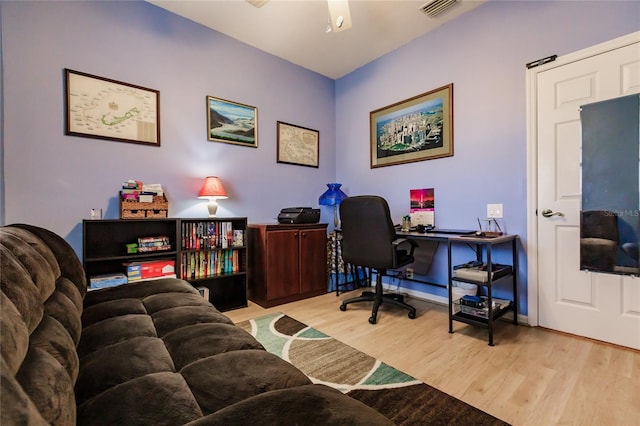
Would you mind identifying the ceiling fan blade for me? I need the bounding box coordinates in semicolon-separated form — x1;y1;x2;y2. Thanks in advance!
246;0;269;8
328;0;352;32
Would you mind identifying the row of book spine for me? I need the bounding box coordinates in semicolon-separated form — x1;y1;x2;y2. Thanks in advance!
181;221;244;250
180;249;241;280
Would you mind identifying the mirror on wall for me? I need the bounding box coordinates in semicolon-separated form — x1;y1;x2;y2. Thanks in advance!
580;94;640;275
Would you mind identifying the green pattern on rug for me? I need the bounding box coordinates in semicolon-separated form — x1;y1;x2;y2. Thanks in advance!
238;312;418;392
237;312;510;426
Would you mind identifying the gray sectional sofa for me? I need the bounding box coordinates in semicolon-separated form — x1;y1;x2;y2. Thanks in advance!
0;224;392;425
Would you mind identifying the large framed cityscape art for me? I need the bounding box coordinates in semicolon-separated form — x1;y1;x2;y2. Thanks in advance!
207;96;257;148
64;69;160;146
370;84;453;168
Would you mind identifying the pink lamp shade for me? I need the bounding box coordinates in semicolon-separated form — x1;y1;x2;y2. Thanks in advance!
197;176;228;217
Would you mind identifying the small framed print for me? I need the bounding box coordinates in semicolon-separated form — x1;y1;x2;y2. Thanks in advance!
277;121;319;168
64;68;160;146
207;96;257;148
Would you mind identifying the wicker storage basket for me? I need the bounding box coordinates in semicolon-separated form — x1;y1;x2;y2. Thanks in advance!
120;192;168;219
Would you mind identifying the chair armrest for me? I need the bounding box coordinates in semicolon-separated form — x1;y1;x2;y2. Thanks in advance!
393;237;419;257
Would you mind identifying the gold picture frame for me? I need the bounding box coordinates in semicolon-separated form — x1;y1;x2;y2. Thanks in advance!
64;68;160;146
276;121;319;168
370;83;453;168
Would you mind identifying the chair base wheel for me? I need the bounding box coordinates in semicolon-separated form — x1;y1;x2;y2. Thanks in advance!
368;316;377;324
339;304;347;312
408;311;416;319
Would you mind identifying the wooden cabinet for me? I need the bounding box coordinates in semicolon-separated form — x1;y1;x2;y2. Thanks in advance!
247;223;328;308
83;218;248;312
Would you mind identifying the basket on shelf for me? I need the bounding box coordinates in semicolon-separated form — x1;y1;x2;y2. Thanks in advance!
119;192;169;219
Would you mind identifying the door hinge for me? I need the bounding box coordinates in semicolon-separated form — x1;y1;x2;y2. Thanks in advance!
526;55;557;69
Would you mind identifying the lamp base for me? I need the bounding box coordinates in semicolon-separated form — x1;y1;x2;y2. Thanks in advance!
207;199;219;217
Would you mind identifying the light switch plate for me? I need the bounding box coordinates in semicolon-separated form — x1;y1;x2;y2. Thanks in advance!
487;203;503;218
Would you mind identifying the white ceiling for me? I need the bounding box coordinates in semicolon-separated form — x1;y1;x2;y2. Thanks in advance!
147;0;486;79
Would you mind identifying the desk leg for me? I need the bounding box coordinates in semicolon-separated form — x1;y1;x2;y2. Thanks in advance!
512;238;518;325
487;245;494;346
448;241;454;334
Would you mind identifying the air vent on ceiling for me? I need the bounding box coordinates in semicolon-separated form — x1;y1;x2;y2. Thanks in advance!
419;0;458;18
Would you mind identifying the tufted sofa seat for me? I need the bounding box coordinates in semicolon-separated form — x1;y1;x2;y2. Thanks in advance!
1;224;392;425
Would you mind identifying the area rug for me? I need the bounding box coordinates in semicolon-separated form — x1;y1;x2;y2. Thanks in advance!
236;312;509;426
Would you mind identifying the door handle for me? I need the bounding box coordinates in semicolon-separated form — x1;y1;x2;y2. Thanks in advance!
541;209;564;218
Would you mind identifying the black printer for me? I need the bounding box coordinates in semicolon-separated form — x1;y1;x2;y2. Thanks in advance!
277;207;320;224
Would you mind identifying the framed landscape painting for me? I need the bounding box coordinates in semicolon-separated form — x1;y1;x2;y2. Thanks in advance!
207;96;257;148
370;84;453;168
64;68;160;146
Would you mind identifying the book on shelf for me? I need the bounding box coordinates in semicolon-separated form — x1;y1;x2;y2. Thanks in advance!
124;259;175;281
136;235;171;252
89;272;128;290
180;249;240;280
181;221;244;250
195;286;210;300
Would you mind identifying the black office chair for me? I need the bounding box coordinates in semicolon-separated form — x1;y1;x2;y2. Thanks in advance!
338;195;418;324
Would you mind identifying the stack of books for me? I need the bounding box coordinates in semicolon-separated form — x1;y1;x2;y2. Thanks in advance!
137;235;171;252
121;180;165;202
121;180;143;201
124;259;176;282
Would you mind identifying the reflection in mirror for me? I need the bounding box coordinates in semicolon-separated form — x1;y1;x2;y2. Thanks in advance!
580;94;640;275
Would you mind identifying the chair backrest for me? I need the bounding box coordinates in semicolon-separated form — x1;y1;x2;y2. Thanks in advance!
339;195;397;270
581;210;619;242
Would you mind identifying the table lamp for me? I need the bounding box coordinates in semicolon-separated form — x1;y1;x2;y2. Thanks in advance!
197;176;228;217
319;183;348;227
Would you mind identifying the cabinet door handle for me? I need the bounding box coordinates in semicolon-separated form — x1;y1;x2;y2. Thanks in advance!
301;232;307;238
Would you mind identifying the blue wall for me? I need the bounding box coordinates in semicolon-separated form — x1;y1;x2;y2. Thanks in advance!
1;0;336;247
334;0;640;312
2;0;639;316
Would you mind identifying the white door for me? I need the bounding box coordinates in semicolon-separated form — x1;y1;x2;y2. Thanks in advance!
533;33;640;349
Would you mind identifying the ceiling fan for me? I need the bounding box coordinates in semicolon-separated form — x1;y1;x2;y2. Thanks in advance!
246;0;352;33
246;0;458;33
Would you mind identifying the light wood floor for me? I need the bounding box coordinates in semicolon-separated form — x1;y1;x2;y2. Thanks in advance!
225;290;640;426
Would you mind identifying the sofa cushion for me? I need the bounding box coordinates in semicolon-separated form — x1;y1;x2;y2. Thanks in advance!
75;336;175;404
16;346;76;425
77;314;157;359
81;298;147;327
1;225;83;426
0;292;29;375
181;349;312;415
0;245;47;333
163;322;264;370
1;358;49;426
152;305;234;337
83;278;198;308
77;372;203;426
185;384;394;425
9;224;86;298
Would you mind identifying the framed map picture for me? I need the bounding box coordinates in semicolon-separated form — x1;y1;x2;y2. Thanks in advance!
207;96;257;148
64;69;160;146
277;121;319;168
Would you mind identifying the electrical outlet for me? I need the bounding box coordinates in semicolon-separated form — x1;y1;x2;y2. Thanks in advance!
487;203;503;218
